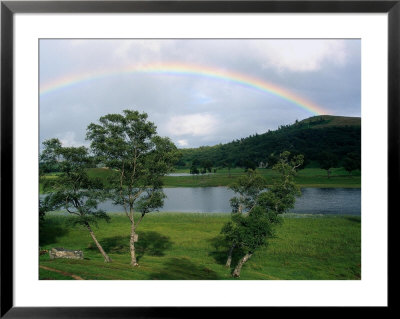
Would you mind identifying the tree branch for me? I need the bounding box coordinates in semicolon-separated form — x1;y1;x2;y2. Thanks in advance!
134;213;146;230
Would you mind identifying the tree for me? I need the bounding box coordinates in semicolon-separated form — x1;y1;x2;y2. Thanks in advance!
224;169;267;267
257;151;303;215
202;160;213;173
223;160;233;177
229;169;267;215
39;196;54;222
221;151;303;277
192;158;201;167
86;110;180;266
190;164;199;177
343;152;361;176
40;139;112;262
318;152;338;178
40;138;62;173
267;152;278;168
243;159;257;171
222;206;276;277
39;163;54;222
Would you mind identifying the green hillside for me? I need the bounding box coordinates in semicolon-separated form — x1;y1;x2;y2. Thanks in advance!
178;115;361;169
298;115;361;128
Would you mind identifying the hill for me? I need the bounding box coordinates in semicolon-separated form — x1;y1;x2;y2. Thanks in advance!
177;115;361;169
298;115;360;128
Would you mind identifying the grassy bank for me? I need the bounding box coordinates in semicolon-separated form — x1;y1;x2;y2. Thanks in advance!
40;167;361;193
164;167;360;188
39;213;361;280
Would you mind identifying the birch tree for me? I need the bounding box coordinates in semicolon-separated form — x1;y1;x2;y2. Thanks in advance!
86;110;180;267
224;169;266;267
221;151;304;277
40;139;112;262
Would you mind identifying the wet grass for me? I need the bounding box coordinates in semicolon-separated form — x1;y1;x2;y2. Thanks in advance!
39;213;361;280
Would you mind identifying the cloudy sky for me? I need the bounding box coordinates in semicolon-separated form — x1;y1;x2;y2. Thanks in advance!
39;39;360;149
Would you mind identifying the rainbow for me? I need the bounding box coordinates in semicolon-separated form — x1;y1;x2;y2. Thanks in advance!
40;62;329;115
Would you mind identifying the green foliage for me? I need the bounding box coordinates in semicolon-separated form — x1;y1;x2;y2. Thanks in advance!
222;206;275;253
39;138;62;172
135;189;167;215
202;159;213;173
86;110;180;218
40;139;109;228
318;151;339;178
178;116;360;170
229;169;267;213
190;164;200;175
39;196;54;222
257;151;303;215
343;152;361;175
221;151;304;276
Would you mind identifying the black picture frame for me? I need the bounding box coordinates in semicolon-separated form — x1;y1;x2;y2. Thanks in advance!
1;1;396;317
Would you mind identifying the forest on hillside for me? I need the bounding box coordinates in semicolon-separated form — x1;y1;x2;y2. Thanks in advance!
177;116;361;170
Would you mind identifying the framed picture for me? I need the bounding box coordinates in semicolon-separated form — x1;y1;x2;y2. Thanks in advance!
1;0;395;316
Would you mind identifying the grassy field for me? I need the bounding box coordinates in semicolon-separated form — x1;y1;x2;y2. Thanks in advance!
39;213;361;280
40;167;361;193
164;167;361;188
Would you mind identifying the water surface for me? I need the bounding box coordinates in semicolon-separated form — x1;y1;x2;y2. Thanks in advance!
97;187;361;215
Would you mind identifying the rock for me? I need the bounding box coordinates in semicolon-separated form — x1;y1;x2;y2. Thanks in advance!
49;247;84;260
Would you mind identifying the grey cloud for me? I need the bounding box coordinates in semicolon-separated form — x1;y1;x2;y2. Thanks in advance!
40;39;360;149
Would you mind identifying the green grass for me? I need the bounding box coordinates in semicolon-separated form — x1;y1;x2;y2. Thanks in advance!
164;167;361;188
40;167;360;193
39;268;75;280
39;213;361;280
86;167;118;180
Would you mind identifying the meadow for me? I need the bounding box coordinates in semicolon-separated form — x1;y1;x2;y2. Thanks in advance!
163;167;361;188
39;213;361;280
40;167;361;193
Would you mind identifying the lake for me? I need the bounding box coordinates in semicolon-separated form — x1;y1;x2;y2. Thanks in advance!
96;187;361;215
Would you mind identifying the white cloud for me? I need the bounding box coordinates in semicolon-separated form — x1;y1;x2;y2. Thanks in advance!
166;113;219;137
254;40;348;72
57;131;86;147
177;139;189;147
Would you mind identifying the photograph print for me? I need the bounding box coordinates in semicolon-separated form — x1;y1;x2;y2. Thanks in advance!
39;39;361;280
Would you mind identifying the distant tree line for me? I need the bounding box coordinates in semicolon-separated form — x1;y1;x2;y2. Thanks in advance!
177;116;361;172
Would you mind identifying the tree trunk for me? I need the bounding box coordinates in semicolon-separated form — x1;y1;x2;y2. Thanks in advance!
225;243;235;268
232;252;253;277
130;220;139;267
85;223;112;263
